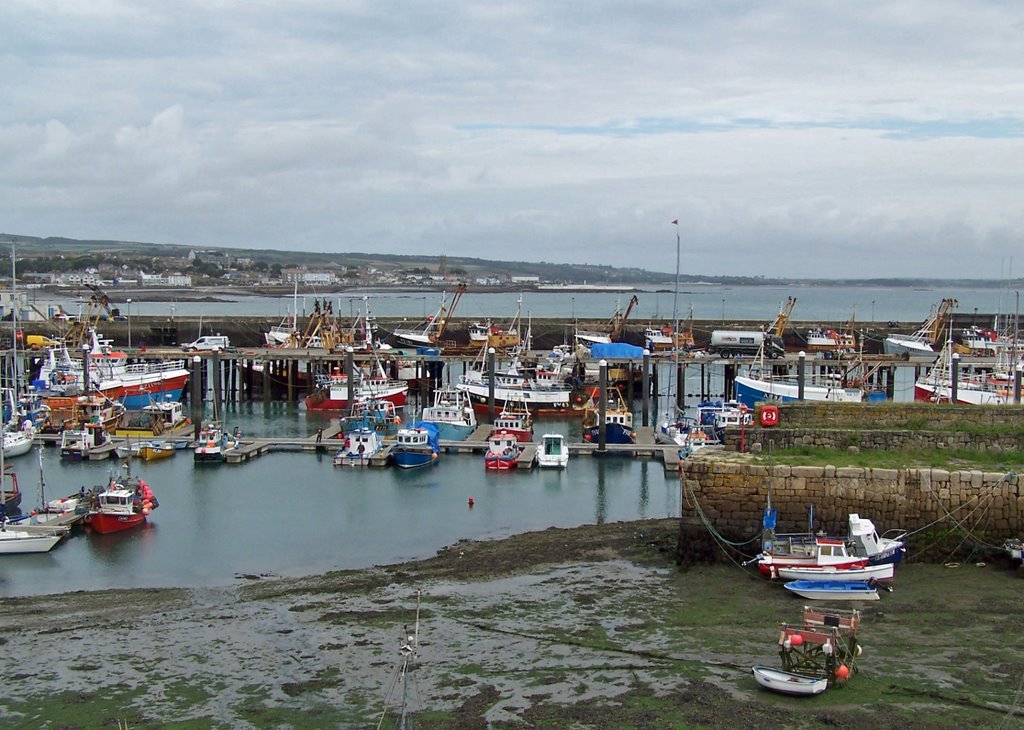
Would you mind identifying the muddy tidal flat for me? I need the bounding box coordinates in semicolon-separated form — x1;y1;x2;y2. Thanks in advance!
1;519;1022;729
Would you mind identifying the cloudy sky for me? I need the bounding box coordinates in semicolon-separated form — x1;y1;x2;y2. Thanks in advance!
2;1;1023;278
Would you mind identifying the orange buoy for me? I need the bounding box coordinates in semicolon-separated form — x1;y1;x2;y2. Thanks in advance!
791;633;804;647
836;664;850;680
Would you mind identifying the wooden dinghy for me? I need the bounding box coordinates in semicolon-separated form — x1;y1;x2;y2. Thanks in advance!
751;665;828;696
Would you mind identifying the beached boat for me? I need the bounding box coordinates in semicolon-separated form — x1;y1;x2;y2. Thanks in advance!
774;563;894;583
484;432;521;470
85;472;158;534
756;537;867;577
751;666;828;697
537;433;569;469
419;387;477;441
783;580;881;601
847;513;907;565
333;426;383;466
391;423;440;469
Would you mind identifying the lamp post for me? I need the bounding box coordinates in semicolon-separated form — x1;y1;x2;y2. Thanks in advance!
871;300;875;323
126;298;132;349
721;298;726;324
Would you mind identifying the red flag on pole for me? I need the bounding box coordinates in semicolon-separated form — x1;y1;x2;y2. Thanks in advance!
671;219;678;225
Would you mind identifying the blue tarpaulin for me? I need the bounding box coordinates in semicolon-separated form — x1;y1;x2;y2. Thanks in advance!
588;343;646;359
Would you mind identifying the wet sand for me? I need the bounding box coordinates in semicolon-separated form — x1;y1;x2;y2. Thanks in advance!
0;519;1021;729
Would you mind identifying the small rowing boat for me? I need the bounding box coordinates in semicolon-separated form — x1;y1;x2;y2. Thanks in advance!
751;666;828;696
783;580;881;601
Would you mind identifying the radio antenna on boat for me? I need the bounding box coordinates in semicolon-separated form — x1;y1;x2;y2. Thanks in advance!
377;590;422;730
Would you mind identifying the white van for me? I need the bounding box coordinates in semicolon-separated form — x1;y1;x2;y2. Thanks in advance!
182;335;231;352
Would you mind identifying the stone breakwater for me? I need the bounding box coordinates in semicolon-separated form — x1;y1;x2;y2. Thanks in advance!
677;460;1023;563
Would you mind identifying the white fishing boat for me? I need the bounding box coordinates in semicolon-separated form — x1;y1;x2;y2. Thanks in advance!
537;433;569;468
883;297;956;360
392;285;464;348
333;426;383;466
420;387;477;441
774;563;894;582
751;666;829;697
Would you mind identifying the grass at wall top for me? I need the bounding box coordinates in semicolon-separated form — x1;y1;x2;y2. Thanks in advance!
759;446;1024;471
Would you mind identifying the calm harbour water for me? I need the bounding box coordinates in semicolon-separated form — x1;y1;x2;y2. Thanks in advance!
0;402;679;598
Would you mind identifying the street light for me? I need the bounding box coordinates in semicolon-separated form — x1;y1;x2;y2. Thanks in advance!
871;300;875;323
126;298;132;349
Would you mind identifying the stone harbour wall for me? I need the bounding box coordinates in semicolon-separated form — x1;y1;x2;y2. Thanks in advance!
759;402;1023;429
743;427;1024;453
678;461;1023;556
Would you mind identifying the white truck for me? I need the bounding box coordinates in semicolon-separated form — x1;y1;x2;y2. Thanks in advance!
708;330;785;359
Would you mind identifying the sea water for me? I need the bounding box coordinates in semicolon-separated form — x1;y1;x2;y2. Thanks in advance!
0;403;680;598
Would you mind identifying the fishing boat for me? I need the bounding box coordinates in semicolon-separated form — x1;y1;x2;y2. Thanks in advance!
59;423;109;461
751;666;829;697
194;423;239;463
774;563;894;582
391;423;440;469
581;385;635;445
484;432;521;470
883;298;956;360
114;397;190;439
34;328;190;408
783;580;881;601
391;285;464;348
489;399;534;443
537;433;569;469
734;374;864;409
304;362;408;412
847;513;907;565
756;537;868;577
456;352;574;416
419;387;477;441
340;398;401;437
85;470;158;534
138;441;175;461
913;342;1013;405
333;426;383;466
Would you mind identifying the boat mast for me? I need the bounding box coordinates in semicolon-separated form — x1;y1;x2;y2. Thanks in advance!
670;220;681;412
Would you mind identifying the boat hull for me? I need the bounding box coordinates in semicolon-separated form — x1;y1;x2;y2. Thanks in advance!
392;449;438;469
735;376;863;409
776;564;894;582
751;666;828;696
783;580;880;601
0;531;63;554
582;424;635;445
87;511;147;534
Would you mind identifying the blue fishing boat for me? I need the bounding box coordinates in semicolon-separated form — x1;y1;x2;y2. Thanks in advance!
391;422;440;470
